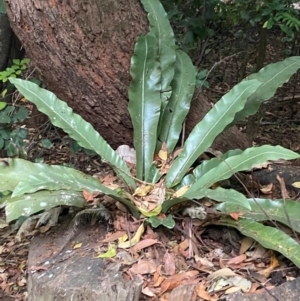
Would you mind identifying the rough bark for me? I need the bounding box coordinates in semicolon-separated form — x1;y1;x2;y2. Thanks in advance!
0;13;12;75
5;0;148;148
5;0;250;151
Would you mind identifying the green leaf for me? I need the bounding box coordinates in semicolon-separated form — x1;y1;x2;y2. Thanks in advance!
158;50;196;152
186;145;300;196
193;149;243;180
0;0;6;14
14;105;28;122
12;59;20;65
232;56;300;125
165;79;261;187
140;0;176;101
148;215;175;229
202;188;251;210
9;78;135;190
162;187;251;214
20;58;30;65
41;139;53;149
0;102;7;110
162;196;188;213
128;32;161;181
0;158;140;218
4;190;86;223
219;217;300;269
217;198;300;233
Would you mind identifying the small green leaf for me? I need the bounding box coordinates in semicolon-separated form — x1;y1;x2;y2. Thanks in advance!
1;89;7;97
20;58;30;65
41;139;53;149
0;102;7;110
148;216;161;228
161;215;175;228
148;215;175;229
12;59;20;65
14;106;28;122
70;139;82;153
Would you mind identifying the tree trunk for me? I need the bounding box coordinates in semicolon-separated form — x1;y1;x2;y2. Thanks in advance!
4;0;249;151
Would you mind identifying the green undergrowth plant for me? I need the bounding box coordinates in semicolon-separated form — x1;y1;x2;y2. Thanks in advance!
0;58;30;158
1;0;300;266
0;58;30;98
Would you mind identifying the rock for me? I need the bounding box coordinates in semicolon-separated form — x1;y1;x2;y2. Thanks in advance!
27;218;143;301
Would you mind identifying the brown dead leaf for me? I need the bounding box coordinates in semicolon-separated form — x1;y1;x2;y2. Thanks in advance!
142;286;157;297
260;183;274;194
160;270;199;294
153;275;165;287
39;225;51;233
196;281;218;301
131;238;158;253
227;254;247;265
163;252;176;276
277;175;290;199
229;212;243;220
129;259;157;275
17;277;26;287
207;268;236;280
101;231;127;243
258;254;279;278
82;189;95;202
240;237;254;255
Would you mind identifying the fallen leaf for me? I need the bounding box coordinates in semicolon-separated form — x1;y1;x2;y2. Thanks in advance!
158;148;168;161
101;231;127;243
258;253;279;278
163;252;176;276
239;237;254;255
131;238;158;253
196;281;216;301
73;242;82;249
227;254;247;265
130;259;157;275
82;189;94;202
172;185;190;198
133;185;152;197
142;286;157;297
118;223;145;249
96;244;117;258
160;270;199;294
229;212;242;221
207;268;236;280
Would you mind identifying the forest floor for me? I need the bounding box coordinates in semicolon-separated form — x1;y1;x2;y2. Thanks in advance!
1;60;300;301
